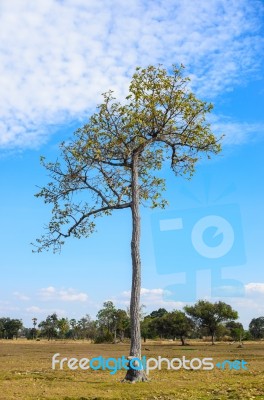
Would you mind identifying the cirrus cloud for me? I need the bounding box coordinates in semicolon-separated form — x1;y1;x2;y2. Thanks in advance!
0;0;263;150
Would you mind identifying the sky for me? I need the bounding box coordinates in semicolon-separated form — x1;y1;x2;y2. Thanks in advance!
0;0;264;329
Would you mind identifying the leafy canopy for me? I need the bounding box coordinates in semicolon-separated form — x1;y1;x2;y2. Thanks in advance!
34;64;221;253
184;300;238;333
249;317;264;339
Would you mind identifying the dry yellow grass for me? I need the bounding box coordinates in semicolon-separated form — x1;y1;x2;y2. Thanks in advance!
0;339;263;399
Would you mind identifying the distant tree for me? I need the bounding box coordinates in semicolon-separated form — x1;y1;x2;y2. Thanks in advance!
141;316;154;342
21;327;33;339
149;315;168;340
68;318;80;339
185;300;238;344
0;318;7;338
76;314;97;341
163;311;195;345
84;319;98;342
33;64;221;381
38;313;58;340
242;330;252;341
58;317;70;338
249;317;264;339
97;301;116;336
0;318;23;339
78;316;89;337
215;323;229;341
114;309;130;342
226;321;244;342
32;317;38;339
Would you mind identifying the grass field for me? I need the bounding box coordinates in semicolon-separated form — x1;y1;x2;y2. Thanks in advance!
0;340;263;400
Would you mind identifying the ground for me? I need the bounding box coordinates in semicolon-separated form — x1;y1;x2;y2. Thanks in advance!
0;340;263;399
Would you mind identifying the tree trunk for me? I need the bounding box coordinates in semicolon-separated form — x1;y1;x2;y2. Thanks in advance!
120;331;124;342
180;336;185;346
124;154;147;382
211;332;215;345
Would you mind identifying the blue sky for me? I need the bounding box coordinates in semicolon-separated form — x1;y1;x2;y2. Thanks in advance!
0;0;264;328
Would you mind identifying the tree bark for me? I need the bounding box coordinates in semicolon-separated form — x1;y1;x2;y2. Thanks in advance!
124;154;147;382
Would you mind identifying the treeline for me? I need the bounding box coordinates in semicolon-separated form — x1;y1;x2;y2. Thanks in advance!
1;300;264;344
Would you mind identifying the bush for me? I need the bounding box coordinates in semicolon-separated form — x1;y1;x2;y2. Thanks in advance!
94;332;114;343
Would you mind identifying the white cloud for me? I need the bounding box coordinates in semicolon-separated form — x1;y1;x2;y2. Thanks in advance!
40;286;56;294
225;296;264;328
0;0;263;149
0;304;20;312
209;115;264;145
39;286;89;302
245;282;264;295
121;288;165;298
25;306;66;315
13;291;30;301
208;282;264;327
117;287;184;310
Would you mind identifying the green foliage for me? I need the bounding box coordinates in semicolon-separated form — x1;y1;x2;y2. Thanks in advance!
38;313;59;340
214;323;229;341
94;331;114;344
184;300;238;343
96;301;130;342
33;64;221;253
242;330;252;341
97;301;117;334
142;309;195;343
249;316;264;339
57;317;70;339
162;310;195;344
149;308;168;319
77;315;97;340
0;317;23;339
140;316;155;341
226;321;244;341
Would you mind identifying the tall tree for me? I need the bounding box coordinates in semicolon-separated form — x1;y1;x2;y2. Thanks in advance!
185;300;238;344
32;317;38;340
33;64;221;381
